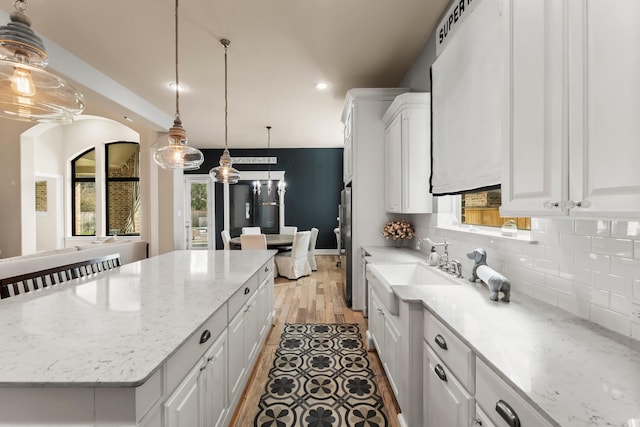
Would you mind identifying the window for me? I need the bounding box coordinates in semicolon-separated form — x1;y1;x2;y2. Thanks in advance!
71;148;96;235
105;142;140;236
461;190;530;230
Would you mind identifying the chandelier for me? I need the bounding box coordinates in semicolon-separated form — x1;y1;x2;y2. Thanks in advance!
210;39;239;184
152;0;204;170
252;126;286;203
0;0;84;123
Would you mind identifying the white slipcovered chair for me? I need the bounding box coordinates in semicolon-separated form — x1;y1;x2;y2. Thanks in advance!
241;226;261;235
240;234;267;250
280;226;298;235
274;231;311;280
221;230;231;250
308;227;319;271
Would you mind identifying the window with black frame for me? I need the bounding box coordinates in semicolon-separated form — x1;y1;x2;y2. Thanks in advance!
105;142;140;236
71;148;96;236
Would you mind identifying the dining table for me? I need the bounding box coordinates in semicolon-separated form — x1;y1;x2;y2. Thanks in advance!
230;233;294;249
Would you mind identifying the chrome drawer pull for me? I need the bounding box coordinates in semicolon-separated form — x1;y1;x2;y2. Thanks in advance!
434;334;448;350
496;400;521;427
199;329;211;344
434;364;447;382
244;287;251;295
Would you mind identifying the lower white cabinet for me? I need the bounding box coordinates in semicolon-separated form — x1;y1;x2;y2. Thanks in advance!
476;358;553;427
368;288;401;398
423;343;474;427
165;331;228;427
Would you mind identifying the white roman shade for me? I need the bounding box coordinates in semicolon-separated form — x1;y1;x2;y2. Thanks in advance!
430;0;504;195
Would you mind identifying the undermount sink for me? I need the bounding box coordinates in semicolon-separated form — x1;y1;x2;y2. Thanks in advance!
367;262;459;315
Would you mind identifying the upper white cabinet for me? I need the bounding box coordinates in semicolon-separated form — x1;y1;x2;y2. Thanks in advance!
341;88;408;311
500;0;640;218
382;93;432;214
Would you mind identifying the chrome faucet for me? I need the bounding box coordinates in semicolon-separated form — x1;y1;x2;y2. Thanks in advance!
449;259;463;278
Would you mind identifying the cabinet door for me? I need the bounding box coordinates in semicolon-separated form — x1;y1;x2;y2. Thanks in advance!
423;343;473;427
227;309;246;403
384;117;402;212
244;291;261;366
344;136;353;185
382;311;402;402
202;332;227;427
165;361;203;427
500;0;568;217
567;0;640;216
401;109;432;213
368;289;385;353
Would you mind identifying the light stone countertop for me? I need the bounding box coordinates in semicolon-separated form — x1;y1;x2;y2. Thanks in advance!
365;246;640;427
0;250;275;387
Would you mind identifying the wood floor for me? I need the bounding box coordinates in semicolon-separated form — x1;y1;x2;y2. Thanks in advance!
230;255;401;427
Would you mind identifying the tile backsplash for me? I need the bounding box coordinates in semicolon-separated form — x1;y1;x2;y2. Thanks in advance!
414;216;640;341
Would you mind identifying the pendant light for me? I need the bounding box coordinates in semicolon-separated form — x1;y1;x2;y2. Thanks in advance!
152;0;204;170
0;0;84;123
210;39;239;184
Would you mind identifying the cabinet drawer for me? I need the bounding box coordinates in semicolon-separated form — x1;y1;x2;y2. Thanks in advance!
228;273;259;319
257;259;274;285
165;306;227;395
476;358;553;427
424;310;475;393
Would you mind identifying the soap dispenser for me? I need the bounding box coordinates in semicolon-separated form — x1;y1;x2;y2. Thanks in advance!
428;246;440;266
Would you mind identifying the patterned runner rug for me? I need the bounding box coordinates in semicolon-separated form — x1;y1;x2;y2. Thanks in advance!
254;323;389;427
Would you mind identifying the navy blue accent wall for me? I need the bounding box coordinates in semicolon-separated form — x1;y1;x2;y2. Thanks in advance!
188;148;343;249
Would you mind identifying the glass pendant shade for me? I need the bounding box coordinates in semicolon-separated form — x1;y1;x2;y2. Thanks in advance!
0;4;84;123
210;148;239;184
153;118;204;170
152;0;204;170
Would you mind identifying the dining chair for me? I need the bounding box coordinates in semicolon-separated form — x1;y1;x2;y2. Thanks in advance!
241;226;261;235
280;226;298;235
274;231;311;280
240;234;267;250
221;230;231;250
308;227;319;271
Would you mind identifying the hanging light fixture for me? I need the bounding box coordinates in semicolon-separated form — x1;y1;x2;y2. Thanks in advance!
0;0;84;123
152;0;204;170
210;39;239;184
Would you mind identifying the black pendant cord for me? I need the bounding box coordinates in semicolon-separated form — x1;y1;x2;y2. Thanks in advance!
174;0;180;121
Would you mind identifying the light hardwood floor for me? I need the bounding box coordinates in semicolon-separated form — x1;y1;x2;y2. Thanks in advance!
230;255;401;427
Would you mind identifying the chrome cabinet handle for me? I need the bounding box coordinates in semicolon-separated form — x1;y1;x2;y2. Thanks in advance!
567;200;583;209
496;400;521;427
434;364;447;382
543;200;560;209
434;334;448;350
244;287;251;295
376;308;384;316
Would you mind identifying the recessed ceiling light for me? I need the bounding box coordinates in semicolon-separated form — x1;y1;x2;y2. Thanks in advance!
168;82;187;92
315;81;329;90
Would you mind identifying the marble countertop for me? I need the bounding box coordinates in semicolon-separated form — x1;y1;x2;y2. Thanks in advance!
0;250;275;387
365;246;640;427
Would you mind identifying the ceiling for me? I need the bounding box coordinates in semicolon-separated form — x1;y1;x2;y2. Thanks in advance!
1;0;449;149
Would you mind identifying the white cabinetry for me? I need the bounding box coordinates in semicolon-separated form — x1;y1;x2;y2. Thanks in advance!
366;270;423;427
165;331;227;427
342;88;408;311
382;93;432;214
476;358;553;427
501;0;640;218
423;344;474;427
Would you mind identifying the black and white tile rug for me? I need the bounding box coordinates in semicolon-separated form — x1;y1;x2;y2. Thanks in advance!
254;323;389;427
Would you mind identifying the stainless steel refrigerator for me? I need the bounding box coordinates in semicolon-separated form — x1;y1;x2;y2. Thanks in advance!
340;187;352;307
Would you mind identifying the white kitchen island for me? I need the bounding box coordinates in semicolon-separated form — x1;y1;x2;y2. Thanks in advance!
0;250;276;426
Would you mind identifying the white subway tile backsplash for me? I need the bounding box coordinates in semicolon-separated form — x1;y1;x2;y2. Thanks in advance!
545;274;573;295
574;251;610;273
611;220;640;238
575;219;610;236
610;293;631;316
590;305;631;336
560;233;592;251
592;237;633;258
558;293;590;319
610;257;640;278
425;217;639;341
592;271;633;297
